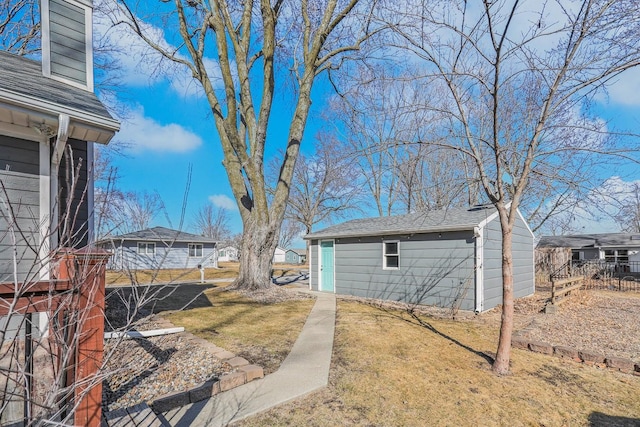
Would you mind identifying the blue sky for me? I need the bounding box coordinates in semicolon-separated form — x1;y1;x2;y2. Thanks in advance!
94;5;640;238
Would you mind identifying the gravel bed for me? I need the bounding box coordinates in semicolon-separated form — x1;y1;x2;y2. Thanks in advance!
103;288;234;411
515;291;640;363
102;332;233;411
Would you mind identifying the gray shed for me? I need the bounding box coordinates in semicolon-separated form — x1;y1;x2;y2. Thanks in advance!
304;205;535;313
99;227;218;271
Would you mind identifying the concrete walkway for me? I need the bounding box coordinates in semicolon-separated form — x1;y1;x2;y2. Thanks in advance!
162;291;336;426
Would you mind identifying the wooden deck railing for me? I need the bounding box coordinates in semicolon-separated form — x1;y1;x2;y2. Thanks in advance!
0;247;110;427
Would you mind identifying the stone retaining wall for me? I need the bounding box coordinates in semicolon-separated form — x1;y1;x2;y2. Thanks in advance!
511;336;640;376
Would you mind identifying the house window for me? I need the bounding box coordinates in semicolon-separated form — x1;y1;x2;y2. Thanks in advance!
137;242;155;255
220;250;226;257
604;249;628;264
189;244;203;257
383;240;400;270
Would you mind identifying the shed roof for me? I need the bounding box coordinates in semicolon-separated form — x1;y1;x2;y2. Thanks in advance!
304;205;499;240
537;233;640;249
102;227;217;244
0;51;119;144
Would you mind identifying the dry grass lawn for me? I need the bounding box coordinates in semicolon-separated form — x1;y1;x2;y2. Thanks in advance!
106;262;306;286
166;287;315;374
238;299;640;427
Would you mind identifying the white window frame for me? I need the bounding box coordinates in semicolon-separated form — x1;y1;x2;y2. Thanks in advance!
189;243;203;257
382;240;400;270
137;242;155;255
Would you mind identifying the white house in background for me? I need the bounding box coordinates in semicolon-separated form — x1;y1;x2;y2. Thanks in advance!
218;246;239;262
99;227;218;270
537;233;640;273
273;247;286;263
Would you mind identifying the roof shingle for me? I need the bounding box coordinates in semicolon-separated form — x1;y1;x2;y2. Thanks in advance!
304;206;499;240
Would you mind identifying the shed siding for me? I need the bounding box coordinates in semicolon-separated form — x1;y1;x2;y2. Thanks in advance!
482;213;534;310
107;240;217;270
0;136;41;282
333;232;476;310
310;240;319;291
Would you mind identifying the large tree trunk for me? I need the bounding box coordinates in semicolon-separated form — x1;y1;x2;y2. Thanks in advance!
492;211;514;375
233;211;281;291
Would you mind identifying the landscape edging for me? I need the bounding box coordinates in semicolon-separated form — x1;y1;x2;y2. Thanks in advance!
141;317;264;413
511;335;640;376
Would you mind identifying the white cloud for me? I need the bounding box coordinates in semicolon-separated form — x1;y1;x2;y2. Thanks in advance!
600;70;640;106
209;194;237;211
94;1;222;97
115;106;202;153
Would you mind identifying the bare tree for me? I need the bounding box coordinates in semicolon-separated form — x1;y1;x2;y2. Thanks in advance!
109;0;380;290
387;0;640;374
278;218;302;249
396;143;478;212
329;67;413;216
0;0;40;55
96;189;166;236
192;204;231;241
284;134;361;234
614;182;640;233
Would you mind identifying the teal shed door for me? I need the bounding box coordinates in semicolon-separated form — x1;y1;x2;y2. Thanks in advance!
320;241;335;292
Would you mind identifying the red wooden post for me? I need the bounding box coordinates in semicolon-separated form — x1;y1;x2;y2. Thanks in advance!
55;248;110;427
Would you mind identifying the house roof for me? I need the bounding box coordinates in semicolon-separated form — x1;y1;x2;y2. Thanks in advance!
289;248;307;256
537;233;640;249
0;51;119;144
101;227;217;244
304;205;499;240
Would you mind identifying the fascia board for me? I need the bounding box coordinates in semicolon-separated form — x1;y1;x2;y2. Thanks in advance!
304;224;477;240
0;88;120;134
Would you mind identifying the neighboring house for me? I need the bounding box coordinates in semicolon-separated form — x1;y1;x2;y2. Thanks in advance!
0;0;119;283
99;227;218;270
285;248;307;264
218;245;239;262
273;246;286;263
537;233;640;273
304;205;535;313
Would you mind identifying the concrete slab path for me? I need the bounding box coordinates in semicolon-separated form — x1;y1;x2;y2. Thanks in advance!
163;291;336;426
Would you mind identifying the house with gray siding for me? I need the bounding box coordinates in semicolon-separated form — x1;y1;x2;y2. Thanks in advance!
0;3;119;422
0;0;119;284
304;205;535;313
100;227;218;271
285;248;307;264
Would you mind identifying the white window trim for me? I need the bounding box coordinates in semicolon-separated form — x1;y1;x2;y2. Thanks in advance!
382;240;400;270
138;242;155;255
189;243;203;257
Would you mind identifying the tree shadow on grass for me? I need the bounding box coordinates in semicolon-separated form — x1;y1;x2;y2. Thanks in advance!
373;305;495;365
589;412;640;427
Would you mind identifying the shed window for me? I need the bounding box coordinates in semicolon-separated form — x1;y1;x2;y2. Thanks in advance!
383;241;399;270
189;244;203;257
137;242;155;255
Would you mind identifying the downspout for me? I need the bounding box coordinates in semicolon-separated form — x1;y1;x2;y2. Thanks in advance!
39;114;69;338
50;113;70;251
474;226;484;313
